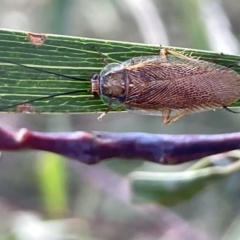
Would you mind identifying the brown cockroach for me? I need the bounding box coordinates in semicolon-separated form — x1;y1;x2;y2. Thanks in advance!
92;48;240;124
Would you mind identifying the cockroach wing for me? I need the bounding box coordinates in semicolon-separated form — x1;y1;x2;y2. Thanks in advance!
121;56;240;114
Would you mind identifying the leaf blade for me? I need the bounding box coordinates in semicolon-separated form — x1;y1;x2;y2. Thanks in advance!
1;28;240;113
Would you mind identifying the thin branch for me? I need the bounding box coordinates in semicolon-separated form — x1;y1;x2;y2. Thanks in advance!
1;127;240;164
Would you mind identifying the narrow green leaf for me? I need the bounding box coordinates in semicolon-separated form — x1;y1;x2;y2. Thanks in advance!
1;28;240;113
36;153;68;217
130;154;240;206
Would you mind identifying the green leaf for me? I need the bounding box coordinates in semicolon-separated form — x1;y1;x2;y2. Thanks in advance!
36;153;68;217
130;151;240;206
0;28;240;113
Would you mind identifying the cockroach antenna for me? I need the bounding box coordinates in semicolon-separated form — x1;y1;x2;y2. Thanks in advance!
0;58;90;111
0;58;88;82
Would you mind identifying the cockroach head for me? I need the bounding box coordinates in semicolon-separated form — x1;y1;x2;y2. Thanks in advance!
91;74;100;98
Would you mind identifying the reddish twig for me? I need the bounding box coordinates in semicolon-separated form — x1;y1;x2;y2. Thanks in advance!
0;127;240;165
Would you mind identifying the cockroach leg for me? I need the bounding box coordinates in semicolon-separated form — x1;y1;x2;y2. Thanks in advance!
227;64;235;69
167;48;194;60
98;107;109;120
97;111;107;121
162;109;189;124
207;52;224;63
223;106;240;114
91;46;109;66
97;100;112;121
226;62;240;69
159;48;168;59
159;47;194;63
162;109;171;124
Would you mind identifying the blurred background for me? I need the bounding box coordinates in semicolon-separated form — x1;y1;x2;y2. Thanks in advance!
0;0;240;239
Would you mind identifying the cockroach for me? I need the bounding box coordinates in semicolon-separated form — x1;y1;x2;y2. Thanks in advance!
0;48;240;124
92;48;240;123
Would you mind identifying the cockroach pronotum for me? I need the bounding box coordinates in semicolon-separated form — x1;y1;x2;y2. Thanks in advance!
1;48;240;124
